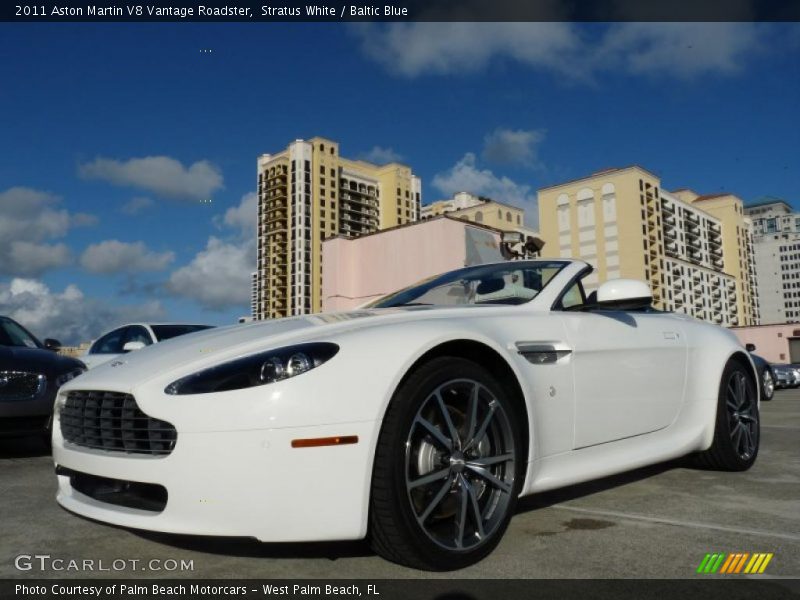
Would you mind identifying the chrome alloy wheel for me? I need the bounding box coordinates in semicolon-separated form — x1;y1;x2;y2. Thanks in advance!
762;370;774;400
404;379;516;552
726;370;759;460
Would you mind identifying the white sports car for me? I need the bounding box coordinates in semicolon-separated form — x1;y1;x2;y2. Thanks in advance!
52;260;760;570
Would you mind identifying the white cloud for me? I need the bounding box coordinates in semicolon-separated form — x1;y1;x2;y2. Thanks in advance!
79;156;224;201
353;23;583;78
599;23;764;79
359;146;404;165
121;196;154;215
80;240;175;275
353;22;768;81
432;153;539;229
0;278;165;345
8;242;72;275
482;128;546;168
165;237;253;311
216;192;257;239
166;193;256;311
0;187;95;276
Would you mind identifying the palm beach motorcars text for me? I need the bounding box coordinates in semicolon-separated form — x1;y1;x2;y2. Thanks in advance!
15;584;247;596
52;260;761;570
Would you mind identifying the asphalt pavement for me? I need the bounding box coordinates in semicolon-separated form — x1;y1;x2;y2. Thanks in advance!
1;389;798;579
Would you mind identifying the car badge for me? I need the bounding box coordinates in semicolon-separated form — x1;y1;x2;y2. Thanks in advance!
110;360;125;368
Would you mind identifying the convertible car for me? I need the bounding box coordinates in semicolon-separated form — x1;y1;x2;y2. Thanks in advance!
52;260;760;570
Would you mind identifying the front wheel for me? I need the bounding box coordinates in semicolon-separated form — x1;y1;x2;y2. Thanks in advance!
761;369;774;401
369;357;523;570
694;360;759;471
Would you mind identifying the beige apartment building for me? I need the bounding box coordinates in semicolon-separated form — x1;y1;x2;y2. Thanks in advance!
256;137;421;319
538;166;760;326
421;192;535;236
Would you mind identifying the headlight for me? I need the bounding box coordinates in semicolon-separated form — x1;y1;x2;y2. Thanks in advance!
55;367;85;388
164;342;339;395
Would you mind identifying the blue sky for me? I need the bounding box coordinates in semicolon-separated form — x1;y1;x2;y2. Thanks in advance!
0;22;798;343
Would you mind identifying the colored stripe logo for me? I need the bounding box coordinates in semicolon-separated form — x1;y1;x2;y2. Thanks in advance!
697;552;773;574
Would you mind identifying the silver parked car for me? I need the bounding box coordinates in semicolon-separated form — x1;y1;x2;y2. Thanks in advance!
772;364;800;389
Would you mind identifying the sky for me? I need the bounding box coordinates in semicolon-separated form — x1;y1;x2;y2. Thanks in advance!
0;22;798;344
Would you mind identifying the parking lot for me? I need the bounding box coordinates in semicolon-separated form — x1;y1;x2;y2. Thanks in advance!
2;390;798;580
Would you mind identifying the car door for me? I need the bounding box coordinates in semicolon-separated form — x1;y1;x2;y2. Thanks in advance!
556;280;687;449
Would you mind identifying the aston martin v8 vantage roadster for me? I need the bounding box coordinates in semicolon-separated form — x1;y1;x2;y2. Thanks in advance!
52;260;760;570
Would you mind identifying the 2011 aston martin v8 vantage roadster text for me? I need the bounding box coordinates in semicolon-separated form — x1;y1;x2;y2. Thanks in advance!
52;260;760;570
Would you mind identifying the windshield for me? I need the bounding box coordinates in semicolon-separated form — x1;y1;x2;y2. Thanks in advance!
369;261;568;308
151;324;214;341
0;317;42;348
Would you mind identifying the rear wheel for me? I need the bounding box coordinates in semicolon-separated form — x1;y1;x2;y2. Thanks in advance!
695;361;759;471
369;357;523;570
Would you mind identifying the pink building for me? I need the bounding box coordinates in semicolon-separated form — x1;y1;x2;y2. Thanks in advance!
732;324;800;364
322;216;504;312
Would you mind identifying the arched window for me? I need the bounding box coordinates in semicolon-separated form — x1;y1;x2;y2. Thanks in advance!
475;211;483;223
498;209;502;219
506;211;512;222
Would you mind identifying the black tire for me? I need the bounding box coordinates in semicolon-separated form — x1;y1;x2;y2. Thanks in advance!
369;357;524;570
694;360;759;471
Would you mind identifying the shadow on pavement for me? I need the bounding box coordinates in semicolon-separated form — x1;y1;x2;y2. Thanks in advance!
0;435;51;459
133;530;374;561
517;457;690;513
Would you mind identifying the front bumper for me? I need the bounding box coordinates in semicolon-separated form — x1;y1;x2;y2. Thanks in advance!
53;420;377;542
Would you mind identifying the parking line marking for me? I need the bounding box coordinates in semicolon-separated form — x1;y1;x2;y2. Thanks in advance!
551;504;800;541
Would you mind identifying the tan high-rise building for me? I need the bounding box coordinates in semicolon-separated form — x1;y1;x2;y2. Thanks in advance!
538;166;760;326
256;137;421;319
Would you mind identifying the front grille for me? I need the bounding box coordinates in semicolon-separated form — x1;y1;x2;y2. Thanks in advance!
0;371;46;402
60;391;177;455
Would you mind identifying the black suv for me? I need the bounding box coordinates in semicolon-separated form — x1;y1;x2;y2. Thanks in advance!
0;316;85;440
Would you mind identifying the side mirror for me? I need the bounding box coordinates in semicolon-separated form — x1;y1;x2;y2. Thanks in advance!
745;343;756;352
122;341;146;352
44;338;62;351
596;279;652;310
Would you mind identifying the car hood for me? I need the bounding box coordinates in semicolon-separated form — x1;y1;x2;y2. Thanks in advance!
66;306;483;391
0;345;84;376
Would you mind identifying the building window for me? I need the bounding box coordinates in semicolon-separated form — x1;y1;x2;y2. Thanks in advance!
475;211;483;223
506;211;512;222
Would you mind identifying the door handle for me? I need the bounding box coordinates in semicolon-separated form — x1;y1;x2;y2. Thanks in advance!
662;331;679;340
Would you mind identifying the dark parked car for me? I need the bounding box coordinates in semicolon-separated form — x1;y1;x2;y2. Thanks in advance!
745;344;775;401
0;316;85;440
